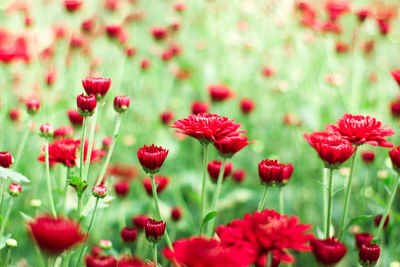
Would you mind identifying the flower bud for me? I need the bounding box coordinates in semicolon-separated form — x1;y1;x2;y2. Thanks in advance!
82;77;111;101
67;109;84;126
171;206;182;222
359;242;380;267
120;227;138;243
92;185;107;198
30;199;42;208
113;96;130;114
355;232;374;249
6;238;17;248
99;239;112;249
25;98;41;115
77;94;97;117
114;180;130;197
8;183;22;197
102;137;113;150
145;218;166;244
0;151;13;168
39;123;54;138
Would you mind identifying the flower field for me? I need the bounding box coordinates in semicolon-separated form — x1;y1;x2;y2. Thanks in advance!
0;0;400;266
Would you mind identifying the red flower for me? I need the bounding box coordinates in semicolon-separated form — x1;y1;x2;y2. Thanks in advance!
121;227;138;243
25;98;41;115
208;84;233;102
81;19;94;34
216;209;313;265
150;26;168;41
28;215;85;255
137;144;169;174
391;70;400;87
0;151;13;168
39;123;54;138
117;256;152;267
85;255;117;267
214;135;254;158
207;160;233;183
310;237;347;266
261;66;275;77
191;101;209;115
361;150;375;164
77;94;97;117
114;180;131;197
389;146;400;173
82;77;112;100
114;96;130;114
160;111;174;125
8;183;22;196
142;175;169;196
82;140;105;163
140;59;151;69
239;98;255;114
171;113;242;145
356;9;371;23
64;0;82;12
0;29;30;63
359;242;380;267
145;218;166;243
174;2;186;12
38;139;79;167
132;214;148;230
105;25;121;39
374;214;389;228
68;109;84;126
390;98;400;118
8;108;21;122
327;113;394;147
171;206;183;221
304;131;355;169
335;41;349;53
92;185;107;198
232;169;246;183
54;126;75;139
324;0;350;22
107;163;139;180
355;232;374;249
164;237;252;267
258;159;293;185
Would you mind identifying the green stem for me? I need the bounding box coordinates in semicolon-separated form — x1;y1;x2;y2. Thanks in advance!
84;107;98;180
323;168;328;235
279;187;284;214
77;195;83;220
153;243;158;267
150;174;173;250
0;178;6;215
207;158;226;236
13;118;32;170
45;141;57;218
62;167;70;214
80;117;88;179
0;198;14;237
75;198;99;267
257;186;269;212
375;173;400;241
96;115;122;186
63;251;71;267
326;168;334;238
5;247;12;267
199;144;209;228
338;149;358;240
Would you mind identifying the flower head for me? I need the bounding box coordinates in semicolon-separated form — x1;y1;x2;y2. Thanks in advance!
117;256;152;267
142;175;169;196
114;180;131;197
121;227;138;243
208;84;233;102
0;151;13;168
133;214;148;230
327;114;394;147
77;94;97;117
92;185;107;198
374;214;389;228
240;98;255;114
391;70;400;87
39;123;54;138
355;232;374;249
214;135;254;158
25;98;41;115
359;242;380;267
232;169;246;183
160;111;174;125
8;183;22;197
310;237;347;266
54;126;75;139
361;150;375;164
38;138;79;167
207;160;233;183
191;101;209;115
64;0;82;12
137;144;169;174
85;254;117;267
82;77;111;101
389;146;400;173
114;96;130;114
145;218;166;244
67;109;84;126
28;215;85;255
258;159;294;186
171;206;183;221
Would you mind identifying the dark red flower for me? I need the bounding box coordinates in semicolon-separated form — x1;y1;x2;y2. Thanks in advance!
356;8;371;23
145;218;166;243
171;113;242;145
82;140;105;163
390;99;400;118
82;77;112;100
355;232;374;249
38;139;79;167
191;101;209;115
232;169;246;183
90;246;103;258
140;59;151;69
327;113;395;147
377;18;390;35
28;215;85;255
81;19;94;34
361;150;375;164
171;206;182;221
161;49;174;61
258;159;293;185
68;109;84;126
359;242;380;267
207;160;233;183
64;0;82;12
25;98;40;115
261;66;275;77
160;111;174;125
77;94;97;117
310;237;346;266
8;108;21;122
325;0;350;22
304;131;355;169
132;214;148;230
208;84;233;102
137;144;169;174
121;227;138;243
105;25;121;39
164;237;252;267
114;96;130;114
214;135;254;158
114;180;130;197
389;146;400;173
85;255;117;267
117;256;152;267
150;26;168;41
391;70;400;87
142;175;169;196
216;209;313;265
374;214;389;228
54;126;75;139
107;163;139;180
240;98;255;114
0;151;13;168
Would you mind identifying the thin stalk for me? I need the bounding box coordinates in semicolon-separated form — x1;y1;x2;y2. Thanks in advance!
5;247;12;267
84;108;98;180
207;158;226;236
153;243;158;267
257;186;269;211
199;144;209;226
375;173;400;241
14;118;32;170
149;174;173;250
279;187;284;214
323;168;328;235
75;198;99;267
77;195;83;220
45;141;57;218
80;117;88;179
96;115;122;186
63;251;71;267
325;168;334;238
62;167;70;214
0;178;6;215
0;197;14;236
338;149;358;240
135;232;145;255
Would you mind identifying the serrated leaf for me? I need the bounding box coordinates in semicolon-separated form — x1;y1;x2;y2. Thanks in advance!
203;211;217;223
0;167;30;183
344;215;372;231
20;212;34;222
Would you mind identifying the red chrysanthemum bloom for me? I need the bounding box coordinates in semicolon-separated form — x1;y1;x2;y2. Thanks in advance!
391;70;400;87
145;218;166;243
214;135;254;158
310;237;347;266
304;131;356;169
216;209;313;265
389;146;400;173
258;159;294;186
240;98;255;115
208;84;233;102
137;144;169;174
327;113;394;147
160;111;174;125
359;242;380;267
8;108;21;122
86;254;117;267
132;214;148;230
82;77;112;101
54;126;75;139
171;113;242;145
355;232;374;249
164;237;252;267
68;109;84;126
0;151;13;168
114;96;130;114
38;139;79;167
191;101;209;115
25;98;41;115
121;227;138;243
142;175;170;196
232;169;246;183
28;215;85;255
361;150;375;164
117;256;152;267
207;160;233;183
114;180;131;197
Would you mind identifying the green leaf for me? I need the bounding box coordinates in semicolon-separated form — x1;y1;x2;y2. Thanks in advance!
0;167;30;183
344;215;372;231
20;212;34;222
67;175;88;197
332;186;345;196
203;211;217;223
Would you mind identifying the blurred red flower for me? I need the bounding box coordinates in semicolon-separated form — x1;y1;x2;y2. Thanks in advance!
208;84;233;102
38;138;79;167
142;175;169;196
310;237;346;266
207;160;233;182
